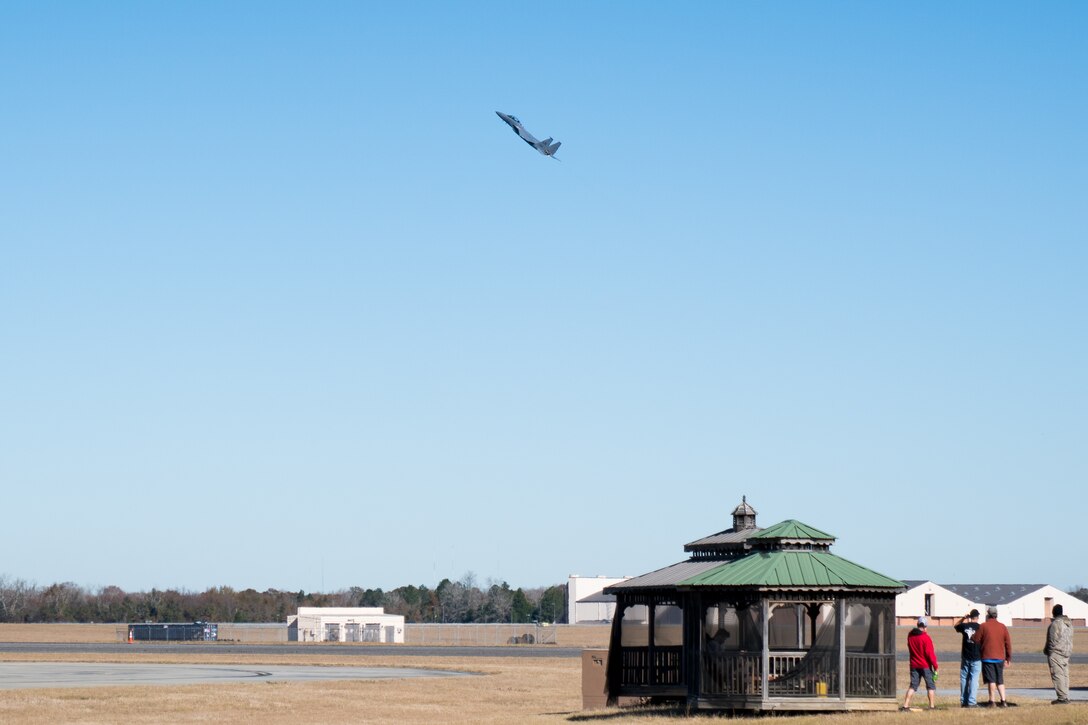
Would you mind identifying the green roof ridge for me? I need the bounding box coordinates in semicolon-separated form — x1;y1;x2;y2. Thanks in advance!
749;519;836;540
678;550;904;589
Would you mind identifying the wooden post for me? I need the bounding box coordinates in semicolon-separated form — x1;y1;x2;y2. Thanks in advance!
648;600;656;686
761;598;769;705
838;598;847;702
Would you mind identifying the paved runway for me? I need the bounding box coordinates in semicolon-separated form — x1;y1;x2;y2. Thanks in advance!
1;642;1084;698
0;662;472;690
0;642;581;659
1;642;1084;663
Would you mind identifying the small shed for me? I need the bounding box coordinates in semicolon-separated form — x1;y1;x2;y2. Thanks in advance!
603;500;905;712
288;607;405;643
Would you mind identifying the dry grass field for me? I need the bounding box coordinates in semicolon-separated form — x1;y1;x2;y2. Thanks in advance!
0;624;129;644
1;625;1086;724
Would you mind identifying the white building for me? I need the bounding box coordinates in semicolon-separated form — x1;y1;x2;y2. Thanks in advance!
896;581;1088;626
288;607;405;643
567;575;630;623
896;581;977;626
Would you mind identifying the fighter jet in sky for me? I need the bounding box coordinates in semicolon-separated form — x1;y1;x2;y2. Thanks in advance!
496;111;561;158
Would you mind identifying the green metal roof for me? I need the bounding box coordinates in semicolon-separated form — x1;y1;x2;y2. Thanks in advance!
749;519;835;541
678;550;905;590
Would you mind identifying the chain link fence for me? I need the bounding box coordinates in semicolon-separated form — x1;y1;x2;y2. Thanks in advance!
405;623;558;646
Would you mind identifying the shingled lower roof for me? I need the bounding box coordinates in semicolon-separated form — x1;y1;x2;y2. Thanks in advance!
678;550;905;590
605;559;726;591
684;527;761;550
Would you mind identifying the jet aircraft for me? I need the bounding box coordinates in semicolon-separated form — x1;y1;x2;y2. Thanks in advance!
496;111;561;158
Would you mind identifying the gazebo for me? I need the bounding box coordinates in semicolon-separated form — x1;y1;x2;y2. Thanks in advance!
603;499;905;712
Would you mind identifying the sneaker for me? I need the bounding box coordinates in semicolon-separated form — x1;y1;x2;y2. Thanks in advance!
998;701;1007;708
1052;699;1070;705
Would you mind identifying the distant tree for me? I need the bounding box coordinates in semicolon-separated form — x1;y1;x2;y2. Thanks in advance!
0;576;35;623
464;573;491;622
1069;586;1088;604
433;578;453;622
536;584;567;624
436;577;469;622
510;588;533;623
0;576;571;624
483;581;513;623
360;588;384;607
205;586;238;622
37;582;86;622
389;585;421;620
93;585;128;622
416;585;440;622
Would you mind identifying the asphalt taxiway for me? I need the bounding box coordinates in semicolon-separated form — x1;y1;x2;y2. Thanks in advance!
0;662;472;690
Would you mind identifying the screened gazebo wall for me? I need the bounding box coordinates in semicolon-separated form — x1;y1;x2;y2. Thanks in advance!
608;592;897;708
608;595;686;696
694;595;896;702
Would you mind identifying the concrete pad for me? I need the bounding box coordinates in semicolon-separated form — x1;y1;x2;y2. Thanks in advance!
925;687;1088;703
0;662;472;690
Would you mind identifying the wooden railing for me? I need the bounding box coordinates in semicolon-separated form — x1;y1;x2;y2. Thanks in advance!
702;651;839;698
624;645;897;703
845;652;895;697
767;650;839;697
700;651;761;695
619;646;683;687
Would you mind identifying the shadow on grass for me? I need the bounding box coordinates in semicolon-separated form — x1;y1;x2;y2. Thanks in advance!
566;704;769;721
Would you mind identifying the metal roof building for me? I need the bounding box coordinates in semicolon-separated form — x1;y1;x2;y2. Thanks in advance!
897;581;1088;626
602;499;905;713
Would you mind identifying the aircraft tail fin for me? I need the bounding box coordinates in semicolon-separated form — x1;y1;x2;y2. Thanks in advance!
546;140;561;155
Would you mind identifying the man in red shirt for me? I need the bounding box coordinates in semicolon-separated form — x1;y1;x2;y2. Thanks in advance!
972;605;1013;707
902;617;939;710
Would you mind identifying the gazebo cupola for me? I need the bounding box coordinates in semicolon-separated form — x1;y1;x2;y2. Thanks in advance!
732;495;757;532
684;496;763;561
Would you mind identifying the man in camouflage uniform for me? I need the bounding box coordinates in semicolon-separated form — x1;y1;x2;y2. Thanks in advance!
1044;604;1073;705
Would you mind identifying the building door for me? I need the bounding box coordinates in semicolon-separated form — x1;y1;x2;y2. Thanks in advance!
324;623;340;642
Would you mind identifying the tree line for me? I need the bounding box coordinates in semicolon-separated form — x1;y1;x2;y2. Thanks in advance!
0;573;567;625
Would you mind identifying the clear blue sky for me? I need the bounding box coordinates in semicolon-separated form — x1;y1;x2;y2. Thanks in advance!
1;2;1085;595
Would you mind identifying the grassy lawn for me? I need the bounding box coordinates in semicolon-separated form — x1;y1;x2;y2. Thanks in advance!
0;624;1084;723
0;649;1083;724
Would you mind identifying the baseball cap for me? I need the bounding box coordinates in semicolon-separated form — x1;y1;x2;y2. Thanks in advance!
917;617;927;627
987;605;998;618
